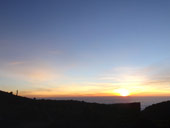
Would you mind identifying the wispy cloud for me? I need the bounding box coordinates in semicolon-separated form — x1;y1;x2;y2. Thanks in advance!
1;60;63;83
20;83;116;97
97;61;170;95
8;61;25;65
2;58;170;97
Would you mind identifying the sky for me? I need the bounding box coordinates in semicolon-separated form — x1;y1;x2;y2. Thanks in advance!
0;0;170;97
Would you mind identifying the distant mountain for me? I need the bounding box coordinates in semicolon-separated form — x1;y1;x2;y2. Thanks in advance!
0;90;157;128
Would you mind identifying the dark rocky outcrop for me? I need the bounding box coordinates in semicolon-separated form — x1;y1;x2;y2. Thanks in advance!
0;90;157;128
142;101;170;128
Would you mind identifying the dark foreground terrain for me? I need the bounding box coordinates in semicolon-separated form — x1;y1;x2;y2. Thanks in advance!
0;90;169;128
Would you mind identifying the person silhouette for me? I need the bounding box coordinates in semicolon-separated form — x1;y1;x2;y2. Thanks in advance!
16;90;18;96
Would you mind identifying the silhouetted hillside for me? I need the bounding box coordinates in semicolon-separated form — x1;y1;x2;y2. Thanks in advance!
142;101;170;128
0;90;157;128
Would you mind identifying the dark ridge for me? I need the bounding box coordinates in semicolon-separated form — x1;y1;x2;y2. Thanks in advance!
142;100;170;120
0;90;158;128
141;101;170;128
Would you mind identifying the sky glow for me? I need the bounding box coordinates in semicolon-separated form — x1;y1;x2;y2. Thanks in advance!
0;0;170;97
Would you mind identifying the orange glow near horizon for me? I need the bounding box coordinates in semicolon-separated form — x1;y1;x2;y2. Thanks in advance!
17;83;170;98
113;88;131;96
20;90;170;98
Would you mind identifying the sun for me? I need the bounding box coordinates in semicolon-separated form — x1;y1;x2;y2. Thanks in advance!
114;88;130;96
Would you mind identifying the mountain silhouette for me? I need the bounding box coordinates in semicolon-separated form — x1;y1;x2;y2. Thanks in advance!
0;90;162;128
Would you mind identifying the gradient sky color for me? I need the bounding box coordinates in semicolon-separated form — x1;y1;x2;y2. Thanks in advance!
0;0;170;97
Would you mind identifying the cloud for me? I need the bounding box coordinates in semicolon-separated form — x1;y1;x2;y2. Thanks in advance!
99;67;147;84
20;83;115;97
142;63;170;86
8;61;25;65
0;60;63;83
2;57;170;97
98;61;170;95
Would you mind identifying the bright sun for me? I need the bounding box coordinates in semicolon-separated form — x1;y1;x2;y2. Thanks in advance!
114;88;130;96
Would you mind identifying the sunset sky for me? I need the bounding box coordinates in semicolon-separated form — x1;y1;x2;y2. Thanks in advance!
1;0;170;97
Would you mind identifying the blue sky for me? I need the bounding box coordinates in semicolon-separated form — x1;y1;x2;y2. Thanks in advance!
0;0;170;97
